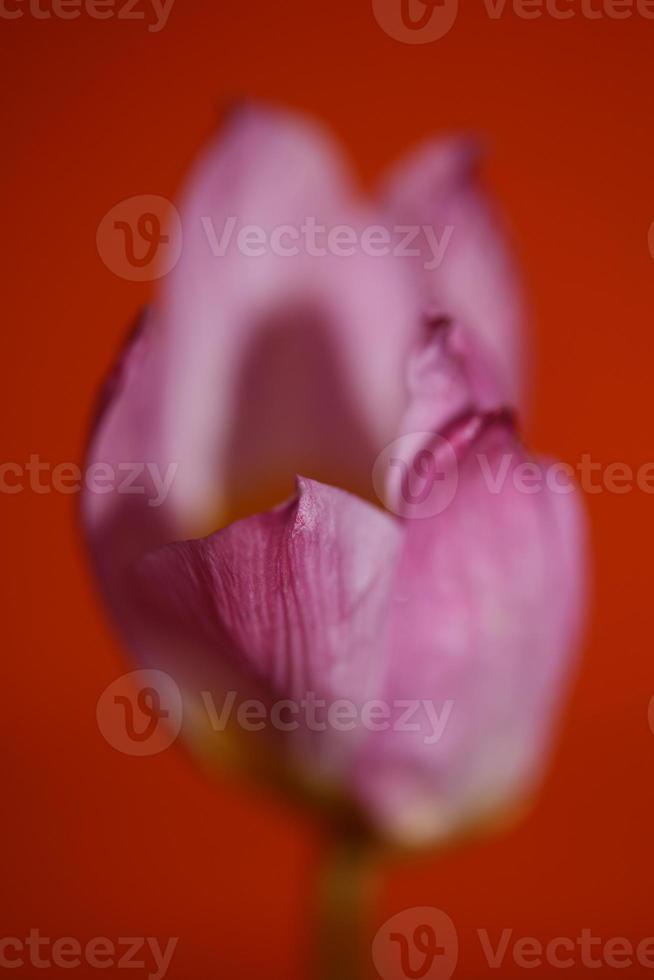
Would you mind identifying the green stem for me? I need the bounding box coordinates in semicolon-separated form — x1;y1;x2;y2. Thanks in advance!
316;831;377;980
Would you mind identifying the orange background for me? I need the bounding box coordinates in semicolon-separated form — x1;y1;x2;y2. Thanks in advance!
2;1;654;977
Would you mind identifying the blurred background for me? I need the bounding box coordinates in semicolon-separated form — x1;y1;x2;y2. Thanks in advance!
2;1;653;977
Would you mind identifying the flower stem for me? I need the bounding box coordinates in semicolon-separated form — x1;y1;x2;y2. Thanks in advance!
316;830;377;980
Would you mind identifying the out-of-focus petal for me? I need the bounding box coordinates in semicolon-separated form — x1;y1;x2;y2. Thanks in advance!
156;104;418;532
82;104;418;627
356;413;587;845
80;108;586;849
380;137;527;405
85;108;418;560
129;477;403;779
376;319;506;518
82;307;184;603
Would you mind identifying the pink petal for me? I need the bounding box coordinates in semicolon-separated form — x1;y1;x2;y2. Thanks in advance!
82;308;177;577
154;104;418;531
129;477;403;778
81;110;586;848
380;137;527;405
83;103;418;624
355;413;587;844
375;319;507;518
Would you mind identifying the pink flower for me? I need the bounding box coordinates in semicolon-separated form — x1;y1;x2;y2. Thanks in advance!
83;106;586;847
